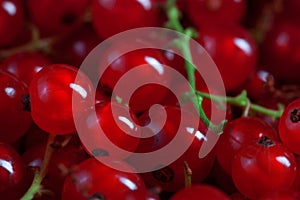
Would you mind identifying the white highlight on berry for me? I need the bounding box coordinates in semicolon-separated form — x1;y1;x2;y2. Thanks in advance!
0;159;13;174
276;156;291;168
137;0;152;10
145;56;164;75
70;83;87;99
4;87;16;98
2;1;16;16
234;38;252;56
118;116;135;130
119;177;138;190
186;127;207;141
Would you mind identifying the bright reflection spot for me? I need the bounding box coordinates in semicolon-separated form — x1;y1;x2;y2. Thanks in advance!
120;177;138;190
145;56;164;75
118;116;135;130
234;38;252;56
276;33;289;46
74;42;86;57
186;127;207;141
258;71;269;82
69;83;87;99
276;156;291;168
2;1;16;16
137;0;151;10
0;159;13;174
5;87;16;97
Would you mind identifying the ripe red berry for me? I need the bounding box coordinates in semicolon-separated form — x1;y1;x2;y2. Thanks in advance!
0;0;25;47
91;0;162;39
0;71;32;143
62;158;146;200
196;23;258;92
278;98;300;155
29;64;95;135
232;136;297;199
184;0;246;26
0;51;51;87
27;0;89;36
170;184;230;200
216;117;278;175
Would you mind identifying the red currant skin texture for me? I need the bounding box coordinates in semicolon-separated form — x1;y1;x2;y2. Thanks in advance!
185;0;246;26
0;0;24;47
196;23;258;92
170;184;230;200
92;0;161;39
0;51;51;87
261;20;300;84
279;98;300;155
0;143;24;194
62;158;146;200
216;117;278;175
232;137;297;199
258;190;300;200
99;43;170;113
0;71;32;143
27;0;89;36
29;64;95;135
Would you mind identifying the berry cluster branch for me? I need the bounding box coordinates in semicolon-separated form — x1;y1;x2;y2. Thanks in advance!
21;134;57;200
165;0;284;132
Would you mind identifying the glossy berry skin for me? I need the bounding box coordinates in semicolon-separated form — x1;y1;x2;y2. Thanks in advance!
216;117;278;175
0;71;32;143
27;0;89;36
92;0;161;39
0;51;51;87
279;98;300;155
170;184;230;200
196;23;258;92
137;106;215;192
258;190;300;200
232;137;297;199
0;143;24;194
184;0;246;26
0;0;24;47
29;64;95;135
80;102;141;158
51;24;101;67
261;20;300;84
99;41;170;113
62;158;146;200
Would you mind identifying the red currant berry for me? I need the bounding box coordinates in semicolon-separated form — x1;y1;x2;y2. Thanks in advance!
91;0;162;39
62;158;146;200
99;41;170;113
196;23;258;92
185;0;246;26
216;117;278;175
0;51;51;87
0;142;24;195
29;64;95;135
79;102;140;159
0;71;32;143
170;184;230;200
279;98;300;155
27;0;89;36
137;106;215;192
261;20;300;84
0;0;25;47
257;189;300;200
232;136;297;199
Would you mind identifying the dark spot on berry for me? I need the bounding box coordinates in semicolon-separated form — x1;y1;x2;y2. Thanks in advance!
88;193;106;200
61;12;77;25
92;148;109;157
22;94;31;111
152;166;174;183
258;136;274;147
290;109;300;123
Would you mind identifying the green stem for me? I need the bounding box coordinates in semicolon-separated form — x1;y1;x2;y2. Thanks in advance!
21;134;56;200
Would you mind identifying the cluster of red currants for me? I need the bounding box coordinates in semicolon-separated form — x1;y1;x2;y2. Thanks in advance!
0;0;300;199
